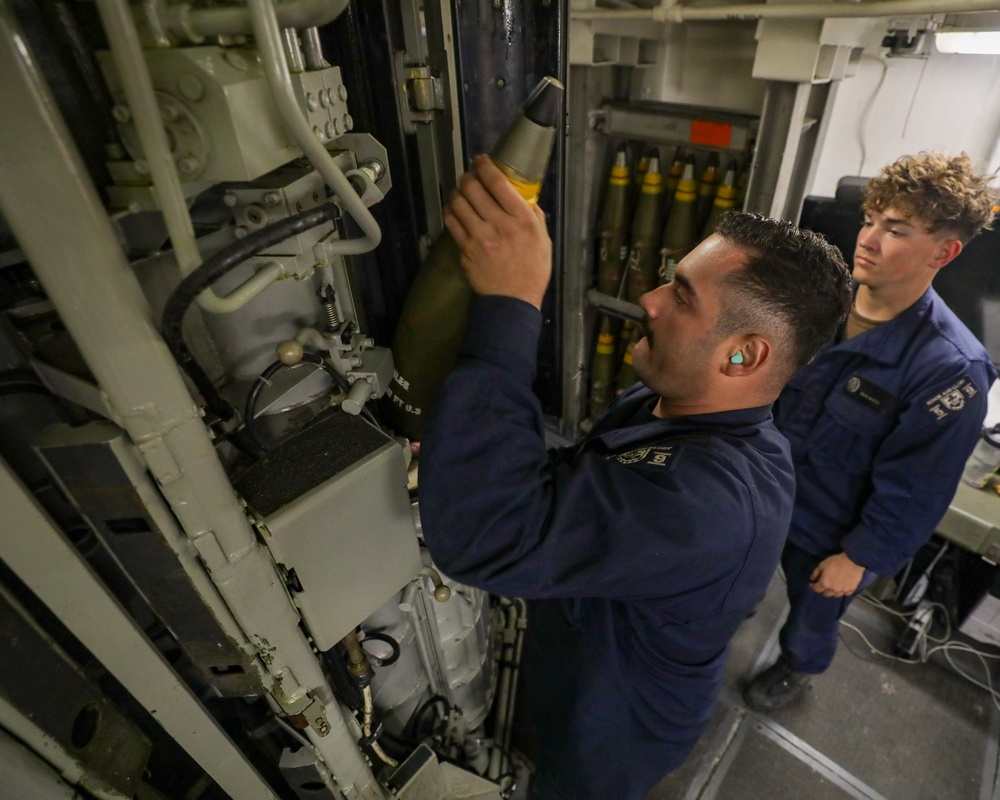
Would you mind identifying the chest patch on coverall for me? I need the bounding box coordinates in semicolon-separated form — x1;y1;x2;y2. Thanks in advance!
923;375;977;421
610;445;679;469
843;374;894;414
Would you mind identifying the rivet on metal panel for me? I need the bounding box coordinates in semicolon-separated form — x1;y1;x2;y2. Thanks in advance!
177;156;200;176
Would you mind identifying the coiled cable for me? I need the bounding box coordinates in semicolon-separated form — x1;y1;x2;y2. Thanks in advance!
243;353;351;453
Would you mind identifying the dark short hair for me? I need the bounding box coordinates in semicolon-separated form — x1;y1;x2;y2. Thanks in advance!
864;152;997;243
714;211;853;382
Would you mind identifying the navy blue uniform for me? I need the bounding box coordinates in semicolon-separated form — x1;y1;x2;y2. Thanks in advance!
774;286;996;672
420;296;795;799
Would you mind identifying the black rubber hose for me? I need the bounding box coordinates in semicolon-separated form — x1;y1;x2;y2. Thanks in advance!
160;202;341;422
360;630;401;667
244;353;352;453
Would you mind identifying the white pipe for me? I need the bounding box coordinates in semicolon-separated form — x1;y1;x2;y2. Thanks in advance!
214;261;288;311
0;10;382;796
164;0;351;40
572;0;1000;22
247;0;383;255
295;326;334;351
96;0;275;314
302;27;329;70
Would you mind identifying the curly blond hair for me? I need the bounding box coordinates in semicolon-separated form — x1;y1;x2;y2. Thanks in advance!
863;152;997;243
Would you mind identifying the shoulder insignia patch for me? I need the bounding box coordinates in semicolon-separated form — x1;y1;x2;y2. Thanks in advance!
924;375;977;421
611;445;679;468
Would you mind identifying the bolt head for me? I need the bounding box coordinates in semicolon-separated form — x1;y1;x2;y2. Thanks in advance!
133;159;149;175
223;193;239;207
178;74;204;101
234;226;248;239
306;93;319;111
112;105;131;123
343;114;354;131
338;84;349;101
264;192;281;206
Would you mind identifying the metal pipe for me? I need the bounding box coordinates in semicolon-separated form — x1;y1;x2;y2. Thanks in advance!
302;26;328;70
571;0;1000;22
95;0;274;314
0;9;382;796
247;0;383;255
283;27;306;73
164;0;351;40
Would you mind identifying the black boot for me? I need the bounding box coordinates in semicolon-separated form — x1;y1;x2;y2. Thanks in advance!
743;657;812;712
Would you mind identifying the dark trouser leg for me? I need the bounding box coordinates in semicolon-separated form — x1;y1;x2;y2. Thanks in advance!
778;542;875;674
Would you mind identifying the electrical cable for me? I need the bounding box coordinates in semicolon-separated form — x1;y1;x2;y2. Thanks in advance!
407;695;451;742
243;353;351;453
359;630;401;667
857;54;889;175
856;593;952;643
838;614;1000;713
160;202;340;422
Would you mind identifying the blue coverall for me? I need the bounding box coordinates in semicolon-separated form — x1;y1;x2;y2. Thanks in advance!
774;285;997;673
420;296;795;799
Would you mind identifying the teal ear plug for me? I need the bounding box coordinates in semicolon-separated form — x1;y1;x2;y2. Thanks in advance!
730;351;744;364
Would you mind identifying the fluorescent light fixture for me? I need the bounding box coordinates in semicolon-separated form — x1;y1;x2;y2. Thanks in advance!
935;31;1000;55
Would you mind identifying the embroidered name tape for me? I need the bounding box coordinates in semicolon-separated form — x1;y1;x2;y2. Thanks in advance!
843;374;894;414
611;445;678;468
924;375;977;421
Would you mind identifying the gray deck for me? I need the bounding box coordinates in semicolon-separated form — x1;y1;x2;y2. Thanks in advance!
647;573;1000;800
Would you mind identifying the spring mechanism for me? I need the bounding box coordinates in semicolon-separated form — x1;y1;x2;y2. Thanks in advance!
318;284;341;332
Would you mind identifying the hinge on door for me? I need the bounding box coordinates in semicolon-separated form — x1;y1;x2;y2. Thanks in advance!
395;52;445;133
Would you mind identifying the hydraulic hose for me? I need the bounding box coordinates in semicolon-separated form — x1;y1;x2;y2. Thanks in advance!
161;202;340;422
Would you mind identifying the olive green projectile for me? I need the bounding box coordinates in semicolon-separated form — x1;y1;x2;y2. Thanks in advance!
596;146;631;296
615;322;640;396
658;155;697;285
624;151;664;304
387;76;564;441
694;152;719;231
700;160;738;240
629;150;650;216
589;315;617;417
661;149;685;220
